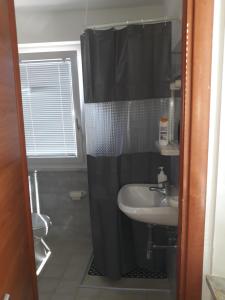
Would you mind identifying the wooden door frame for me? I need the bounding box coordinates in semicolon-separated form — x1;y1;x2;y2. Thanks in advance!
8;0;38;299
177;0;214;299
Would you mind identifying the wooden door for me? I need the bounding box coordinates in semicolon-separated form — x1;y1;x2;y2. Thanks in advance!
0;0;38;299
177;0;214;299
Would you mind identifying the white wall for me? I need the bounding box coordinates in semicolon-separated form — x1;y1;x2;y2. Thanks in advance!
163;0;182;50
15;5;166;43
202;0;225;299
164;0;182;19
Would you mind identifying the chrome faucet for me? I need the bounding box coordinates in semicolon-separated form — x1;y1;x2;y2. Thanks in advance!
149;181;170;196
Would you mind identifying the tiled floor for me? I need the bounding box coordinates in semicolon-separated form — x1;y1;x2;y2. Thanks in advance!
37;171;172;300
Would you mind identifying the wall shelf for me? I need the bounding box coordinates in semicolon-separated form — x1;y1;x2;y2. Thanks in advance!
156;141;180;156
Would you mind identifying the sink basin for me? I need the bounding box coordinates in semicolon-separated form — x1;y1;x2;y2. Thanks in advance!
118;184;178;226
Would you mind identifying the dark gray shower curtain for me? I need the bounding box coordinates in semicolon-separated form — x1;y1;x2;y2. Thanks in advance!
87;153;172;279
81;22;171;103
81;22;174;280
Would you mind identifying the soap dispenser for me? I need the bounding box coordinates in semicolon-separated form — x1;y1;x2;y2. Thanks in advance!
158;167;167;187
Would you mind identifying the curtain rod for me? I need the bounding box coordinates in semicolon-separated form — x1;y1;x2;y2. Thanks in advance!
86;17;180;30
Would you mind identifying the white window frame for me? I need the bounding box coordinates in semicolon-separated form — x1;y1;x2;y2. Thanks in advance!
19;42;86;171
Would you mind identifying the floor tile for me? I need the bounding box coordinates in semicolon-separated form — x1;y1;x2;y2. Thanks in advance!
41;262;67;279
63;263;86;281
75;287;101;300
55;280;79;294
146;291;172;300
51;293;76;300
99;289;147;300
38;278;60;294
38;293;52;300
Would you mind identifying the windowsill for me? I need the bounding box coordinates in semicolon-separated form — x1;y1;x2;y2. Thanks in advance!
27;156;87;171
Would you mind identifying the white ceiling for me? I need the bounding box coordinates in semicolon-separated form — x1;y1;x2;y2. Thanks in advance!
14;0;165;11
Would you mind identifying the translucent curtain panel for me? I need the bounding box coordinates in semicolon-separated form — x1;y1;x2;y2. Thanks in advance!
85;98;180;156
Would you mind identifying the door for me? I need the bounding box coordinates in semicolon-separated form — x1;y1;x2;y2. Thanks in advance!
0;1;38;299
178;0;214;299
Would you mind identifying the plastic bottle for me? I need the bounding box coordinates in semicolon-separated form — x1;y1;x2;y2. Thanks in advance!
158;167;168;186
159;116;169;146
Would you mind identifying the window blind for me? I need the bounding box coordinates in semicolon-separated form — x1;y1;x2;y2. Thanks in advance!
20;58;78;157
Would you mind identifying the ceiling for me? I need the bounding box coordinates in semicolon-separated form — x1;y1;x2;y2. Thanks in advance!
14;0;164;11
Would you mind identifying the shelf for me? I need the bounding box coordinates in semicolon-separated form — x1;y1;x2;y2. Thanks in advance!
156;141;180;156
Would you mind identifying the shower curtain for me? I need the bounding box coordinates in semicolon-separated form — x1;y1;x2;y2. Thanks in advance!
81;23;171;102
81;22;176;279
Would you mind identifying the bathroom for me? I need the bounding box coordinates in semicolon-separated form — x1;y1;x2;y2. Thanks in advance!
15;0;182;299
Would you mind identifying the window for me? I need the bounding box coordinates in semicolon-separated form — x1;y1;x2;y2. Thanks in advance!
20;52;80;158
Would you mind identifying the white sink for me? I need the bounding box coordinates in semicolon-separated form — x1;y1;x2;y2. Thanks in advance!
118;184;178;226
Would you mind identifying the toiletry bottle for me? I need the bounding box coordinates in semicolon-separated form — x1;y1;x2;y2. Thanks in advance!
159;116;169;146
158;167;168;187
